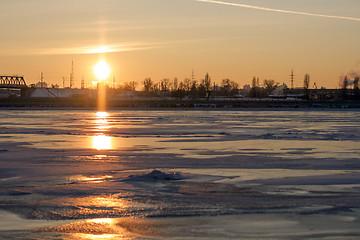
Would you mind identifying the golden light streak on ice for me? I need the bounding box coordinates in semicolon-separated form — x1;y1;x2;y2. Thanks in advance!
91;112;112;149
94;112;110;131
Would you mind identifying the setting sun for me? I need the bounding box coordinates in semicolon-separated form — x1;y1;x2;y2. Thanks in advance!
93;59;110;81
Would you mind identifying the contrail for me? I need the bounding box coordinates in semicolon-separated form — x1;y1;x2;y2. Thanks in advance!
197;0;360;22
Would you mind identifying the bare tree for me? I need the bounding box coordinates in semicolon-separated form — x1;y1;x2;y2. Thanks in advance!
124;81;137;91
143;78;153;92
183;78;192;92
153;82;160;92
203;73;212;92
160;78;170;92
221;78;232;96
341;76;348;101
264;79;275;89
250;76;259;98
354;76;359;90
342;76;348;90
304;74;310;89
172;77;178;92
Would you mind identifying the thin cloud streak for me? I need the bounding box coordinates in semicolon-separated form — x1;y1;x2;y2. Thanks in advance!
197;0;360;22
1;43;159;56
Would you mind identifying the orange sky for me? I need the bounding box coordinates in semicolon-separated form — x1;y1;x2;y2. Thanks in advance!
1;0;359;89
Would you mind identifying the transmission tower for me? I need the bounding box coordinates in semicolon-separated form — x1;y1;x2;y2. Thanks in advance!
290;69;294;89
81;75;85;89
70;61;74;89
40;72;44;88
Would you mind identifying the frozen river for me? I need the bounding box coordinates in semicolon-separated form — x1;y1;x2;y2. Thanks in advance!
0;109;360;239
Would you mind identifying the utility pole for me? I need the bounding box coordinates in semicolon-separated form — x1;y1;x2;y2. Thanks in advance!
113;76;116;89
62;77;65;88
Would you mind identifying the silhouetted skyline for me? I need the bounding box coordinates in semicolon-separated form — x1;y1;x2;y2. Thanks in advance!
1;0;359;88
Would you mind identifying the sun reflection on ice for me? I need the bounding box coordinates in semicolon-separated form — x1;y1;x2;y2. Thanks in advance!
89;218;114;224
94;112;110;132
96;112;109;118
81;234;120;240
93;135;112;150
91;112;113;150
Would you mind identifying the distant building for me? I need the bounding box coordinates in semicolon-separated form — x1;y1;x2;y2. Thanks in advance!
0;88;21;98
35;81;47;88
272;84;287;95
28;88;90;98
309;89;342;101
241;84;251;96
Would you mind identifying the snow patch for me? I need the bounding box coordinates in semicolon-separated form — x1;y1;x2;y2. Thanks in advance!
125;169;184;181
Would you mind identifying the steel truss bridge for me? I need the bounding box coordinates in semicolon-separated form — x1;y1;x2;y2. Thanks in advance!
0;76;27;89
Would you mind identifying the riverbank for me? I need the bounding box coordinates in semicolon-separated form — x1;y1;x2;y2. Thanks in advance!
1;97;360;109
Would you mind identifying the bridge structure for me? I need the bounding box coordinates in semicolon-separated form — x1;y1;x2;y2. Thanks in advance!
0;76;27;89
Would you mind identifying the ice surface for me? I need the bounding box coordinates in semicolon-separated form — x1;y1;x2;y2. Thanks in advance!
0;210;73;231
125;169;184;181
0;109;360;239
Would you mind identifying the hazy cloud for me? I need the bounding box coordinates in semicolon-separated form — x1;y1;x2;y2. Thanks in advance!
0;42;159;56
197;0;360;22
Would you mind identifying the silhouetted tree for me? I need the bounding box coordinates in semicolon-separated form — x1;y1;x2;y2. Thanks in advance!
303;74;310;89
172;77;178;92
342;76;348;101
203;73;212;92
190;80;198;98
183;78;191;92
198;73;212;98
124;81;137;91
221;78;231;96
354;76;359;90
143;78;153;92
160;78;170;92
250;76;259;98
153;82;160;92
353;76;359;99
220;78;239;97
263;79;276;96
303;74;310;99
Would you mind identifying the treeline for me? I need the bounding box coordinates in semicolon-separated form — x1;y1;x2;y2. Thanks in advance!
116;73;283;98
114;73;360;99
116;73;241;98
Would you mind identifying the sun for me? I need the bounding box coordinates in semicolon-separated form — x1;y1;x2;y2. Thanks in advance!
93;59;110;81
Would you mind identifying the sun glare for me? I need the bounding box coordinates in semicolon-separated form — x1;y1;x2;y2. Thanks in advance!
89;218;114;224
93;59;110;81
93;135;112;150
96;112;109;118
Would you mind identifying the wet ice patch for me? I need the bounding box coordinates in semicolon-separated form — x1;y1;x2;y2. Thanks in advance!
172;168;360;185
0;210;73;231
34;214;360;239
